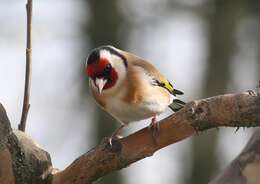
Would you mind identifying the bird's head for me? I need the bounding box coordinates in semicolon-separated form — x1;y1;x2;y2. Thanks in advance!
85;46;128;94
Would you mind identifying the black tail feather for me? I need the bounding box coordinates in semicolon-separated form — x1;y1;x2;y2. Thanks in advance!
172;89;184;95
169;99;186;112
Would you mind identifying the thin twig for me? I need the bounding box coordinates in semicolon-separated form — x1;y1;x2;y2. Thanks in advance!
19;0;33;132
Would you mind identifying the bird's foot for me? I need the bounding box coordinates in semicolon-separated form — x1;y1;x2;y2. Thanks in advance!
108;134;122;147
108;124;125;147
149;115;159;144
107;135;122;152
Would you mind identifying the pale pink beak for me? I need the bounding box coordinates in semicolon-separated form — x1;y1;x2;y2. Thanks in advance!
95;78;107;94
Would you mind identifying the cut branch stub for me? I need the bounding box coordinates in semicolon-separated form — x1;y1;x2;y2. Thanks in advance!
0;104;52;184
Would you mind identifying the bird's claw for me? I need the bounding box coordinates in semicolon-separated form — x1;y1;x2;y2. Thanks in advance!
109;134;122;147
107;136;122;152
109;137;114;147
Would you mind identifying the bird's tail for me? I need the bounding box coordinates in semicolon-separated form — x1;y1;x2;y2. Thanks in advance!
169;99;186;112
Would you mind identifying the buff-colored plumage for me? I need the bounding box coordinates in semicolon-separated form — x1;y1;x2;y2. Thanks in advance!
88;46;184;126
85;45;186;144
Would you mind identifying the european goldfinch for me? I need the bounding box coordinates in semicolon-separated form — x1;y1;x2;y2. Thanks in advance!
85;45;185;143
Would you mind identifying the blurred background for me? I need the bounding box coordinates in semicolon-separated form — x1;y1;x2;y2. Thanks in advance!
0;0;260;183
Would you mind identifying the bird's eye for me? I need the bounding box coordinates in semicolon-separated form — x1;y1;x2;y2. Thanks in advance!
102;63;112;78
104;63;112;71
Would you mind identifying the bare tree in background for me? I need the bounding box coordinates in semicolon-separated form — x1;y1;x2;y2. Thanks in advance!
188;0;244;183
85;0;125;183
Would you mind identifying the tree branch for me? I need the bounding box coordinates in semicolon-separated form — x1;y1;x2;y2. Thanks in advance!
0;104;52;184
50;91;260;184
1;91;260;183
19;0;33;132
210;128;260;184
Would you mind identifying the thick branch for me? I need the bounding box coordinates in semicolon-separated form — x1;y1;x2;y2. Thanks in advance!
19;0;33;132
0;104;52;184
51;91;260;183
1;91;259;183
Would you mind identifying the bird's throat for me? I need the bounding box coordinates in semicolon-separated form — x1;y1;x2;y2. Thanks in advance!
103;69;118;90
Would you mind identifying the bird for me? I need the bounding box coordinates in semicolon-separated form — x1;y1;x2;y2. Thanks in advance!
85;45;185;144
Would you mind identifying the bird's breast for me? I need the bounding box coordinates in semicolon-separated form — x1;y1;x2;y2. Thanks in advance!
105;88;172;123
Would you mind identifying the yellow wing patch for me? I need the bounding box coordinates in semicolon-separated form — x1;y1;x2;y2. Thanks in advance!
157;79;184;96
161;79;174;93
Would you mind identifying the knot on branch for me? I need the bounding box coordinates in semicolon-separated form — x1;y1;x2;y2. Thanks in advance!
187;100;214;131
189;100;210;120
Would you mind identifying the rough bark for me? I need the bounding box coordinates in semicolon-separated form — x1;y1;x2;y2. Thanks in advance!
0;104;52;184
0;91;260;184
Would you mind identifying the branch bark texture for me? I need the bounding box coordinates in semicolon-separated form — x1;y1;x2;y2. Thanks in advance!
51;91;260;184
0;104;52;184
0;91;260;183
19;0;33;132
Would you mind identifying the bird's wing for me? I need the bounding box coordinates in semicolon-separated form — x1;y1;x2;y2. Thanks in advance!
120;49;184;96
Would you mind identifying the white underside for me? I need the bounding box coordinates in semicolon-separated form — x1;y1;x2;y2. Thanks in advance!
104;86;174;124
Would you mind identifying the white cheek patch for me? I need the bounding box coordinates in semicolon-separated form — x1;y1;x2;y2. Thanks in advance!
100;50;112;63
98;49;127;92
111;56;127;80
